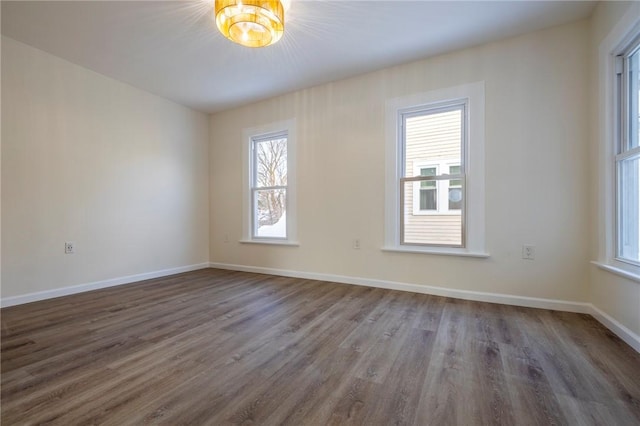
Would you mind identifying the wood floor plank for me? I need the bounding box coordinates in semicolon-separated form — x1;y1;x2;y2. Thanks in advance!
2;268;639;425
351;292;424;384
360;328;437;425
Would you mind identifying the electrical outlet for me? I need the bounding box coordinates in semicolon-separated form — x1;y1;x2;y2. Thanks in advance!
522;245;535;260
65;241;75;254
224;234;229;243
353;239;361;249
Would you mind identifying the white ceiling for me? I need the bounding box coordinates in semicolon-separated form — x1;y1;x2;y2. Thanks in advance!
1;1;596;113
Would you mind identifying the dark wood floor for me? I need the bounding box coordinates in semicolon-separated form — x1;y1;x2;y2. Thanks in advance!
2;269;639;425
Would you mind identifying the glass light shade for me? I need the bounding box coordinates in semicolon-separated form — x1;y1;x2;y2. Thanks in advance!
215;0;284;48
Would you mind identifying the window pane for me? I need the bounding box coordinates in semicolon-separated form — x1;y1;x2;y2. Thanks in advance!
420;167;436;189
449;166;462;189
449;187;463;210
255;137;287;188
629;48;639;150
449;166;462;187
420;188;437;210
254;188;286;238
618;155;640;262
404;108;462;178
403;180;462;246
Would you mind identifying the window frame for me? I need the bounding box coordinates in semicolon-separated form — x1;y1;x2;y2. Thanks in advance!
241;119;298;246
615;39;640;266
383;82;487;257
594;3;640;281
401;102;466;247
250;132;289;240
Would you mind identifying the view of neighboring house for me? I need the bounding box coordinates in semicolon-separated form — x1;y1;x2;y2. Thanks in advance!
403;107;463;246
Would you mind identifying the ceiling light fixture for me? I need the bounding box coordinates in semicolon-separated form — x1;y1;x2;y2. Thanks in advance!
215;0;285;48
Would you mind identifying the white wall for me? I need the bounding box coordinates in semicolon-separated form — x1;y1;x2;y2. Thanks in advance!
1;36;210;299
589;1;640;337
210;20;591;303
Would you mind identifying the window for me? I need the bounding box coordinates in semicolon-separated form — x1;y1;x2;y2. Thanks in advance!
616;37;640;265
412;161;462;215
252;133;288;239
417;165;438;212
384;82;486;257
448;165;463;211
241;119;297;245
594;6;640;281
402;104;465;246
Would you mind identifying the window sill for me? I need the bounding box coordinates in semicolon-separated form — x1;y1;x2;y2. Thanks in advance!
382;246;489;258
412;212;462;216
239;239;300;247
591;261;640;284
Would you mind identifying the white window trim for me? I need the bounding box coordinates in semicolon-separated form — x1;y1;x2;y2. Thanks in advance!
384;81;487;257
412;160;462;216
241;119;298;245
596;3;640;280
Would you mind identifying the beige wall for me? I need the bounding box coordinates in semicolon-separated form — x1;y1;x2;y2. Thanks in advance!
589;1;640;337
1;37;210;298
210;20;591;302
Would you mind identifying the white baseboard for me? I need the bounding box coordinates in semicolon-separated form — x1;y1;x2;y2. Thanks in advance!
589;304;640;353
208;262;591;313
4;261;638;354
0;263;211;308
209;262;640;353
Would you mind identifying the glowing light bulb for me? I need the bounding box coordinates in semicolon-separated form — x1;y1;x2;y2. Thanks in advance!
215;0;284;48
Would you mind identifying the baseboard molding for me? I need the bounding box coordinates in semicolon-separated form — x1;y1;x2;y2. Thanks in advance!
209;262;640;353
0;263;211;308
589;304;640;353
208;262;591;313
4;261;637;353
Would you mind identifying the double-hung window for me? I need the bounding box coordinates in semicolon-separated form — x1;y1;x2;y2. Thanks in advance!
401;103;466;246
251;132;288;239
384;82;486;256
616;37;640;265
241;119;297;245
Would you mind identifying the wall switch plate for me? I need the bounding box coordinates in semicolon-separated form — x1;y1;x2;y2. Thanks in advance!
353;239;361;249
522;245;535;260
65;241;75;254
